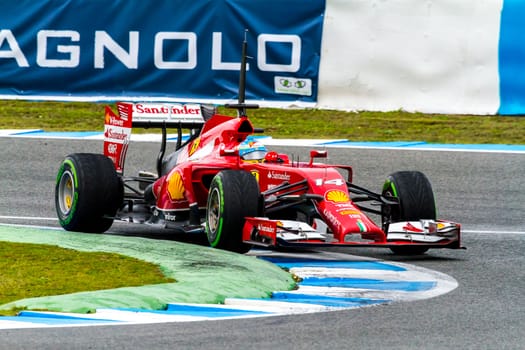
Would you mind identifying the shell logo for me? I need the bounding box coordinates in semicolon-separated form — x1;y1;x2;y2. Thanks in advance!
325;190;350;203
167;172;185;201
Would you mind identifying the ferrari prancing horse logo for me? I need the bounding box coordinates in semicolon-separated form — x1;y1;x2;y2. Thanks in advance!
188;137;200;157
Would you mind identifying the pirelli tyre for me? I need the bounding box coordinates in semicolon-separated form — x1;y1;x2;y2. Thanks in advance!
206;170;260;253
55;153;123;233
382;171;436;255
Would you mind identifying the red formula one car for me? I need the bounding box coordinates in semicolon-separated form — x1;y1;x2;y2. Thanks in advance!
55;42;462;255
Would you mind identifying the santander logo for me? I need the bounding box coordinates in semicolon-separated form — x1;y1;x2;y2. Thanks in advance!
104;127;129;141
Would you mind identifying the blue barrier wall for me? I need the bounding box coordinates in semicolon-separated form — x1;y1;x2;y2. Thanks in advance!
0;0;324;104
499;0;525;115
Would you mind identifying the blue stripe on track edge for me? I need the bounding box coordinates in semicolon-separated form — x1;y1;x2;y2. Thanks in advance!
271;292;389;308
299;277;436;292
262;258;406;271
2;130;523;152
164;304;271;317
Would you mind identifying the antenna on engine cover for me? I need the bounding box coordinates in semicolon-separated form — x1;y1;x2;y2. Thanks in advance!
225;29;259;117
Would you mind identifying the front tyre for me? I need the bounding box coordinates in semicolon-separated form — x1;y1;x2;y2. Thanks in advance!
382;171;436;255
55;153;123;233
206;170;260;253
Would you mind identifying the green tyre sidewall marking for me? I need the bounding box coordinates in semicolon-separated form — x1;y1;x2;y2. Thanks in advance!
56;159;79;227
208;175;225;247
383;178;398;197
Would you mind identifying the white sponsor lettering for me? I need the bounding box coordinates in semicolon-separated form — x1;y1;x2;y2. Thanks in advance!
211;32;248;71
0;30;302;73
95;31;139;69
107;130;127;140
334;203;358;209
323;208;340;230
107;143;118;154
135;103;201;115
268;171;290;181
315;178;345;186
258;34;301;72
257;223;275;234
36;30;80;68
108;116;124;127
0;30;29;67
154;32;197;69
104;125;131;143
165;213;177;221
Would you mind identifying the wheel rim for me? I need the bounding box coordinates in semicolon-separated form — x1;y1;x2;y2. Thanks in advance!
57;170;75;216
207;187;221;242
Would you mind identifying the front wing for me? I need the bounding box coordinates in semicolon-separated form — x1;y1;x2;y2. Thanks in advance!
242;217;463;250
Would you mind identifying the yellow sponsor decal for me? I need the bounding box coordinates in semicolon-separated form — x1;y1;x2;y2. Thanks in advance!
167;172;185;201
188;137;200;156
251;170;259;182
325;190;350;203
339;210;361;215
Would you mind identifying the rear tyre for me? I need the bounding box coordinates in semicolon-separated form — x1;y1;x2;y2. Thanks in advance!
55;153;123;233
382;171;436;255
206;170;259;253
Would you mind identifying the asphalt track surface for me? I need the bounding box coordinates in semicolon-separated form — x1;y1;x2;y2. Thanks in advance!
0;137;523;349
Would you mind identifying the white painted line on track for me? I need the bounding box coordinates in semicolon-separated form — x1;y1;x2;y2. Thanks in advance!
0;215;57;221
307;142;525;154
2;216;523;236
462;229;525;235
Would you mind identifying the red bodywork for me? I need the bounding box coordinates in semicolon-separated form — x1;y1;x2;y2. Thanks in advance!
104;102;462;251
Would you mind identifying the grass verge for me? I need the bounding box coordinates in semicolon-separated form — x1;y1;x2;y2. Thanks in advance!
0;241;174;316
1;100;524;144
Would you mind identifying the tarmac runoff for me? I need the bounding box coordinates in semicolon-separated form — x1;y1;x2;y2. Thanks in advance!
0;225;295;314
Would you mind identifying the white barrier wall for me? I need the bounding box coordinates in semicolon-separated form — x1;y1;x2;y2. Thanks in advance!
317;0;503;114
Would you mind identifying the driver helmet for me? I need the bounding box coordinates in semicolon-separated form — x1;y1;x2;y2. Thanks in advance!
238;138;267;162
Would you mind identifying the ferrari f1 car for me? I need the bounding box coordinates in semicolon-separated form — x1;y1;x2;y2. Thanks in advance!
55;40;462;255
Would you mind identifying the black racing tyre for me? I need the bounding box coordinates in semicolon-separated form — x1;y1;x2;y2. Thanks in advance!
55;153;123;233
205;170;260;253
382;171;436;255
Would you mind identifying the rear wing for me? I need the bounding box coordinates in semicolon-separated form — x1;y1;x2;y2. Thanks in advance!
104;102;207;174
125;102;205;128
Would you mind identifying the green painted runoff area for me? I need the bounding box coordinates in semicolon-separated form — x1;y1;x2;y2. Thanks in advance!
0;225;295;314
